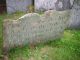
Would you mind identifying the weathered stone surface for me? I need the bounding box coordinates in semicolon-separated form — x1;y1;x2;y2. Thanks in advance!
68;0;80;29
6;0;32;14
35;0;74;11
3;10;70;48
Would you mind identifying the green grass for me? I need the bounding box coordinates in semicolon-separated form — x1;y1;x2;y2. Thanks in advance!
0;15;3;57
0;13;80;60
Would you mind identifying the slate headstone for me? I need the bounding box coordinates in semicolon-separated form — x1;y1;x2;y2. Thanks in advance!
3;10;70;49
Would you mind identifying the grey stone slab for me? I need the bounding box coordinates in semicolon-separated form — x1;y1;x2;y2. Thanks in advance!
68;0;80;29
3;10;70;48
35;0;74;11
6;0;32;14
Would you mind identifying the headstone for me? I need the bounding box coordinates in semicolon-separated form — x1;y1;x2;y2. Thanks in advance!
3;10;70;49
68;0;80;29
6;0;32;14
35;0;73;11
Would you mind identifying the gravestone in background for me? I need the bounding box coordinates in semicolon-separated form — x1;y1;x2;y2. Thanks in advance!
35;0;80;29
68;0;80;29
35;0;74;11
6;0;32;14
3;10;70;49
